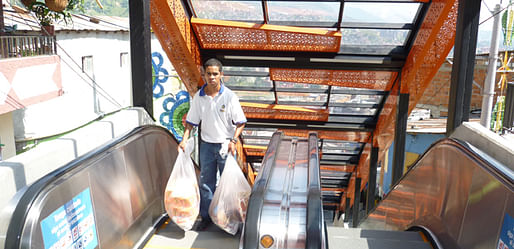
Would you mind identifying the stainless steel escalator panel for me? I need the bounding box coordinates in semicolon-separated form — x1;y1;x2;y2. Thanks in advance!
3;126;177;249
258;138;309;249
361;138;514;249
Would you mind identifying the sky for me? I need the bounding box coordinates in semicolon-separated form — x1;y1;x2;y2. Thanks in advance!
480;0;510;31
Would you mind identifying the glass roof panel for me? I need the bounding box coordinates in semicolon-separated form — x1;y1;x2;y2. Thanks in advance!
329;107;377;116
243;129;276;137
341;29;410;46
191;0;263;21
323;141;362;154
234;90;275;102
224;66;269;73
244;138;271;145
330;94;383;104
224;76;273;87
277;92;327;104
342;2;421;24
267;1;340;22
276;81;329;89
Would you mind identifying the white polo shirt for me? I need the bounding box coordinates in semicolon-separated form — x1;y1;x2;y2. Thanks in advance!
186;84;247;143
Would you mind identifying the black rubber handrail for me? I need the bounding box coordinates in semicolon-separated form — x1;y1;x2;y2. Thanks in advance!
4;125;176;249
243;131;282;249
306;132;324;249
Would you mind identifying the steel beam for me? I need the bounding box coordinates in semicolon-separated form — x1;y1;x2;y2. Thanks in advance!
504;83;514;131
0;0;4;34
366;146;379;213
391;93;409;185
447;0;481;135
129;0;153;118
343;197;351;222
351;177;362;228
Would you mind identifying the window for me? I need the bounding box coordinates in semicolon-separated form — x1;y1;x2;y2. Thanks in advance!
120;52;129;67
82;56;93;74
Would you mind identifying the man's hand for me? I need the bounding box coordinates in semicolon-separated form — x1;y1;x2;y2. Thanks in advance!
228;140;237;155
178;140;186;152
179;123;193;152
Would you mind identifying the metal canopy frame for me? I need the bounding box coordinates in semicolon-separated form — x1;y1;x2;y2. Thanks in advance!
149;0;463;213
181;0;429;210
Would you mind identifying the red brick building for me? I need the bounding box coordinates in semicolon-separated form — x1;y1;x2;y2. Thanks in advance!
418;51;514;118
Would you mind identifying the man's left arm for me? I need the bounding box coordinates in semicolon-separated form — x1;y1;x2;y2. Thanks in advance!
228;95;247;155
228;122;245;155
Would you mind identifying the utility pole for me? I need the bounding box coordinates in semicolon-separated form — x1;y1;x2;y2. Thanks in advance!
0;0;5;34
481;4;502;128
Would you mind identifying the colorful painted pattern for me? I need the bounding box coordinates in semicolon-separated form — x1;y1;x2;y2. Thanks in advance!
152;51;190;141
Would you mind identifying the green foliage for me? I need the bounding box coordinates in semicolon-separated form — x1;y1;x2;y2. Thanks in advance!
25;0;85;26
77;0;129;17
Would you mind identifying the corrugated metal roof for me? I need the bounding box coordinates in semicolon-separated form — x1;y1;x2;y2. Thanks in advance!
2;5;129;32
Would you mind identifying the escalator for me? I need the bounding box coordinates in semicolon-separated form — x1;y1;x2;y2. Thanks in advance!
355;138;514;249
0;125;512;249
0;126;325;249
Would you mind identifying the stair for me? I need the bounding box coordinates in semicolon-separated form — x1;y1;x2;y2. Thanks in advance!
327;227;432;249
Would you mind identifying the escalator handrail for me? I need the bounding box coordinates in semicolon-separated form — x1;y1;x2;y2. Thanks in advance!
306;132;323;249
4;125;176;249
452;138;514;188
243;132;282;249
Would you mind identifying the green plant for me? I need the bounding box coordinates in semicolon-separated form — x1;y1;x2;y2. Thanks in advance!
28;0;85;26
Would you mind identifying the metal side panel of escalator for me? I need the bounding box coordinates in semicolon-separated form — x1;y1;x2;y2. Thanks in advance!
242;131;326;249
358;138;514;249
0;125;187;249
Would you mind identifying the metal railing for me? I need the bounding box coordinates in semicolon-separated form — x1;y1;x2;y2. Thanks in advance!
0;35;56;59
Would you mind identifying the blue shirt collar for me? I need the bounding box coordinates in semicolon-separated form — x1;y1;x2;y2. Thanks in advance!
199;83;224;96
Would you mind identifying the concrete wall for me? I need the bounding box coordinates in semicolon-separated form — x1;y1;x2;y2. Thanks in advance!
0;108;153;212
12;31;189;147
0;112;15;159
380;132;445;196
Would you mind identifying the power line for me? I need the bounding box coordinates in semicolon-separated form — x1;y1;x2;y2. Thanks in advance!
480;1;514;26
6;3;124;108
54;40;124;108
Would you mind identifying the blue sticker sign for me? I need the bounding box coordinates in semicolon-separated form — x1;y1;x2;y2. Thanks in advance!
40;188;98;249
498;213;514;249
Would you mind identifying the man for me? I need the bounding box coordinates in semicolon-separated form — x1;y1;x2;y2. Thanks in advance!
178;58;246;230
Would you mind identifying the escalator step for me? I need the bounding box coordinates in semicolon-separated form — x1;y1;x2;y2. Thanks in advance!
328;238;432;249
327;227;424;242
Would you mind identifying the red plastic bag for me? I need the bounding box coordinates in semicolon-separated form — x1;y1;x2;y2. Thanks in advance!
164;138;199;231
209;155;252;235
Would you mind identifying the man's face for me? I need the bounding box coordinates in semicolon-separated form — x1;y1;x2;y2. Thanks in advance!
203;66;223;87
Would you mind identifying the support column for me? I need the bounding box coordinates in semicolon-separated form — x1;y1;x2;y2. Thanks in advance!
129;0;153;118
480;4;502;129
504;83;514;131
351;177;361;228
392;93;409;185
0;0;4;34
366;146;379;213
343;197;350;222
447;0;481;136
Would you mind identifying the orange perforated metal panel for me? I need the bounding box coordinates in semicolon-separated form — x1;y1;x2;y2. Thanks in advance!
320;165;355;173
191;18;341;52
241;102;329;121
281;130;370;143
270;68;397;90
346;141;371;208
150;0;203;93
374;0;457;149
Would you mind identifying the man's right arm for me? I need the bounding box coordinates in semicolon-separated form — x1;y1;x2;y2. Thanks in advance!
178;122;193;152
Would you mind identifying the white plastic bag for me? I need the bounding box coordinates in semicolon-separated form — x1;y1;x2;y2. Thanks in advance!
209;155;252;235
164;138;199;231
